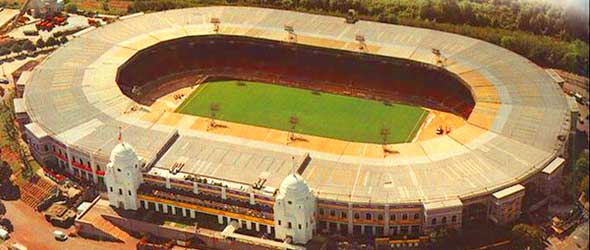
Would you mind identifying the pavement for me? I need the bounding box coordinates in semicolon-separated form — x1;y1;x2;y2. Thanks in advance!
7;13;90;41
0;9;19;29
548;220;589;250
1;199;138;250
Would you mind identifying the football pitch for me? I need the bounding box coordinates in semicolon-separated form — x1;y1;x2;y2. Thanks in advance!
176;81;428;144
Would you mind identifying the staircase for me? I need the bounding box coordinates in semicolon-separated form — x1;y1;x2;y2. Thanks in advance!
18;177;56;210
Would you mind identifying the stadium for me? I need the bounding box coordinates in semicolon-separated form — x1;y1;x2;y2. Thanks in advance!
15;6;573;247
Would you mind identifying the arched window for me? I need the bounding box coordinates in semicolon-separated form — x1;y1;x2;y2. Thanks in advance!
442;217;447;224
431;218;437;225
414;213;419;220
366;213;372;220
452;215;457;222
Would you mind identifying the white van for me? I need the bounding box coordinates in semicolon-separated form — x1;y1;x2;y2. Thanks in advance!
10;243;28;250
53;230;68;241
0;228;8;240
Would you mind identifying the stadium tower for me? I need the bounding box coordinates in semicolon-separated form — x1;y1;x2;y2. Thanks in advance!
104;139;143;211
273;174;316;244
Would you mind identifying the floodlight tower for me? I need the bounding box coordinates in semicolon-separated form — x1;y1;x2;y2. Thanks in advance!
355;34;366;52
210;17;220;33
284;25;296;43
208;103;220;131
287;115;299;144
432;48;447;67
380;127;390;157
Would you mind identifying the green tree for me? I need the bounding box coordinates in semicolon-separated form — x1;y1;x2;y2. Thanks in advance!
439;0;461;24
59;36;68;44
0;161;11;183
65;3;78;13
46;37;58;47
419;0;437;21
580;175;589;200
460;2;475;25
101;0;110;11
35;38;45;49
511;224;546;250
22;40;35;53
10;43;22;56
0;47;9;59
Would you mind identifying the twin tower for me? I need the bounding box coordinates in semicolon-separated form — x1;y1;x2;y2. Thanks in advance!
104;142;317;244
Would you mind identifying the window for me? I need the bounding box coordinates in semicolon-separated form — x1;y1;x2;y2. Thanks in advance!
377;214;383;221
128;190;132;196
451;215;457;222
319;208;324;215
288;222;292;229
298;224;302;230
390;214;396;221
341;212;347;218
414;213;419;220
109;187;113;192
354;213;360;219
366;213;372;220
431;218;437;225
402;214;408;220
117;168;121;172
442;217;447;224
288;200;292;205
278;220;282;226
330;210;335;216
119;188;123;195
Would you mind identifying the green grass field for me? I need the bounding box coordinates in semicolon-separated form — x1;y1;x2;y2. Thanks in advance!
176;81;428;144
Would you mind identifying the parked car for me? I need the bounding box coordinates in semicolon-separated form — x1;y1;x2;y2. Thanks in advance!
10;243;28;250
0;227;8;240
53;230;68;241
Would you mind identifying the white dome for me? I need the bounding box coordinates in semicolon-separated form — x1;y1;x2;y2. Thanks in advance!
109;143;139;167
279;174;310;197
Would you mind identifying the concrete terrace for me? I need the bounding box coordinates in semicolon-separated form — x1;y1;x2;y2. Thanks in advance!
23;6;569;205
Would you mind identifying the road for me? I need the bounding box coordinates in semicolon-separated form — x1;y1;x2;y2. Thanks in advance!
548;220;589;250
1;199;137;250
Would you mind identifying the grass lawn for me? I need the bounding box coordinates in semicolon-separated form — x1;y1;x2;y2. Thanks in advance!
176;81;428;144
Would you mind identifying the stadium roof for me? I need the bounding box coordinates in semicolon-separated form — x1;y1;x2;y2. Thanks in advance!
23;6;570;205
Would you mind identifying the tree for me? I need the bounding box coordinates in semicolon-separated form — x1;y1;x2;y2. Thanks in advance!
419;0;437;21
35;38;45;49
580;175;589;200
101;0;110;11
22;40;35;53
460;2;475;25
46;37;58;47
511;224;546;250
10;43;22;56
0;161;11;183
0;47;9;59
65;3;78;13
439;0;461;24
59;36;68;45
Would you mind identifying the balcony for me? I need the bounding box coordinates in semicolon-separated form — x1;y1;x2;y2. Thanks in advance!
137;184;273;222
